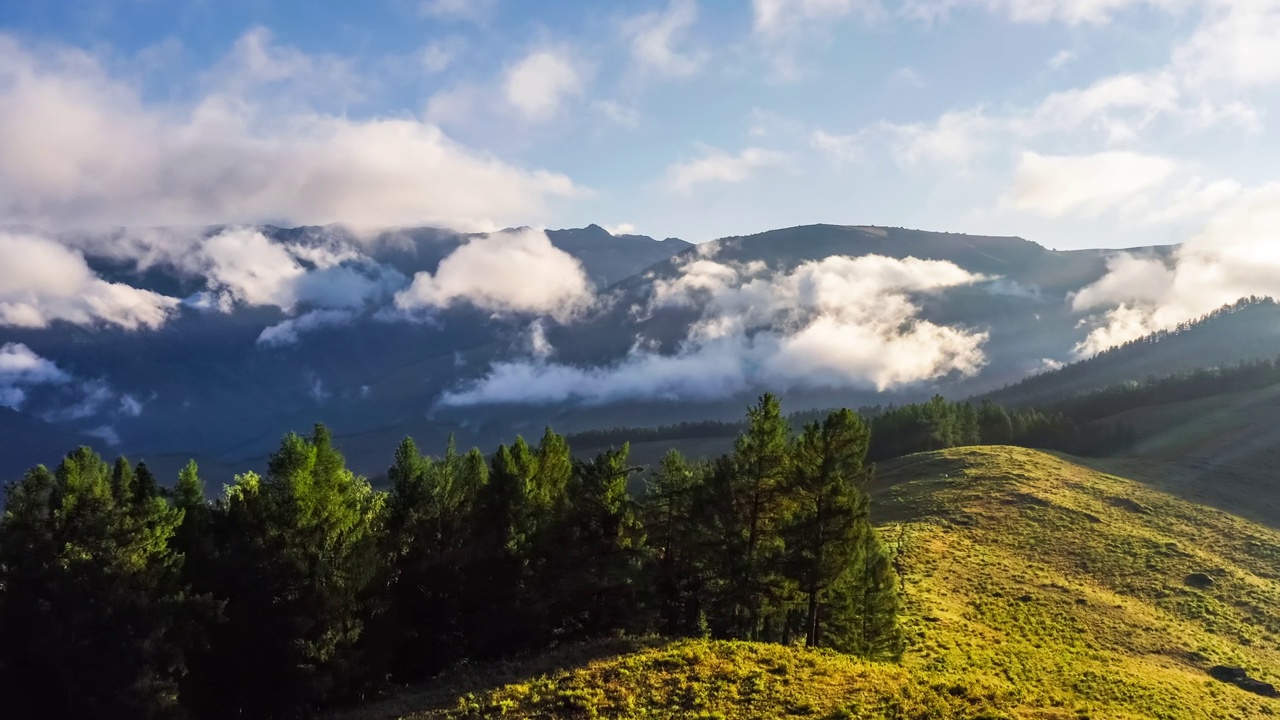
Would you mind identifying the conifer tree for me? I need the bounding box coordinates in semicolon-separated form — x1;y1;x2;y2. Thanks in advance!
642;449;705;636
383;435;487;677
825;528;905;661
729;393;791;640
783;409;873;648
190;426;384;718
553;444;644;638
0;451;201;719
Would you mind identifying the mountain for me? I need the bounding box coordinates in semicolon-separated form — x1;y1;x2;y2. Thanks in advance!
1;223;695;483
5;221;1256;488
0;407;103;478
336;447;1280;719
985;297;1280;408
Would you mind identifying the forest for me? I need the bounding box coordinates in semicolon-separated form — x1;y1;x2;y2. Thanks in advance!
573;395;1134;463
0;395;903;720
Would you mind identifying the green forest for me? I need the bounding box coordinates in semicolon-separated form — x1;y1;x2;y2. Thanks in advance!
0;395;907;720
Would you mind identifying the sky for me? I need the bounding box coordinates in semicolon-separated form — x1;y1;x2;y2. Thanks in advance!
1;0;1277;249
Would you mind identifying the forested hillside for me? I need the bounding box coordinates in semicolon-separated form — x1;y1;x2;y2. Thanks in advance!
337;447;1280;719
985;297;1280;408
0;396;901;719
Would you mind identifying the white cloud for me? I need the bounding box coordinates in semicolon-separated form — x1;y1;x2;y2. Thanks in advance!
0;32;579;231
85;424;121;446
118;394;144;416
663;146;788;192
0;232;180;329
593;100;641;128
603;223;638;235
1006;151;1177;218
1135;177;1243;225
752;0;880;35
0;342;71;410
257;309;359;347
394;228;595;321
502;49;584;121
1048;49;1078;68
903;0;1188;26
526;318;555;359
1173;0;1280;89
0;343;143;422
421;39;461;74
882;108;999;167
442;254;990;405
44;377;117;422
1030;71;1180;142
1071;183;1280;355
623;0;706;79
810;130;864;164
420;0;496;22
83;226;406;314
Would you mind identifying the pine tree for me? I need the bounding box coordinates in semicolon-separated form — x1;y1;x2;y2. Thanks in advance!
0;451;204;719
382;435;487;677
783;409;873;648
825;528;905;661
729;393;791;640
190;426;384;718
642;449;705;636
553;444;644;638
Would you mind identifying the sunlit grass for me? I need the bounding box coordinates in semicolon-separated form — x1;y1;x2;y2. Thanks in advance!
337;447;1280;719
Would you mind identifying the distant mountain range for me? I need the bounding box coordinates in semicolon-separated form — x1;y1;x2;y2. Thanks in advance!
4;221;1263;486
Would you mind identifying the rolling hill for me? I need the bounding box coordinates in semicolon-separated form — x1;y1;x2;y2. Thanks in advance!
333;447;1280;719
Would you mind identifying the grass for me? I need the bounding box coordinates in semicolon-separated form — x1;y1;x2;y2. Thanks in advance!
336;447;1280;719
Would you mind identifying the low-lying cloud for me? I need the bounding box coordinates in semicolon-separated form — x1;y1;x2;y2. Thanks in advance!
0;232;180;329
0;342;71;409
257;309;358;347
395;229;595;321
442;254;990;406
1071;183;1280;356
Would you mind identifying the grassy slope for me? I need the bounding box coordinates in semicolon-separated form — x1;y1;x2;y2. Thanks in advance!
338;447;1280;720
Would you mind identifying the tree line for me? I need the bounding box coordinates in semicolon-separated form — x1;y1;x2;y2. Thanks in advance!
986;296;1278;407
573;395;1135;465
863;396;1134;461
0;395;902;720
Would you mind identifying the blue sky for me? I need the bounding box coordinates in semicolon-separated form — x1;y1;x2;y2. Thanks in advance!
0;0;1276;249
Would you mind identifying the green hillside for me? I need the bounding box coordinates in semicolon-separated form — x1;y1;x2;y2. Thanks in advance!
337;447;1280;720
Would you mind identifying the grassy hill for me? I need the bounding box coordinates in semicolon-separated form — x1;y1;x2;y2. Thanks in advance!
334;447;1280;719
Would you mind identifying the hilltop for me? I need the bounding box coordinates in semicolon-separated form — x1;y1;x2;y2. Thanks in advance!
334;446;1280;719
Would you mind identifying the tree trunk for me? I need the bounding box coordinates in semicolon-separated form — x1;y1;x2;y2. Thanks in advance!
805;581;819;647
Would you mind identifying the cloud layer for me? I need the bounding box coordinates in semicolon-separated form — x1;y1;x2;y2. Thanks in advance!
0;232;179;329
1071;184;1280;355
0;342;71;410
442;254;989;405
395;229;596;321
0;32;579;231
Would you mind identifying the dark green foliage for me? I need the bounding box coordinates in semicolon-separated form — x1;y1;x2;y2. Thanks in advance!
550;444;644;639
183;426;384;719
824;529;905;660
380;436;487;678
0;451;208;720
725;394;792;640
642;450;705;637
0;400;906;718
783;409;873;648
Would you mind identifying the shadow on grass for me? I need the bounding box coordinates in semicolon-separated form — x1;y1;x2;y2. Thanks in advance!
326;636;674;720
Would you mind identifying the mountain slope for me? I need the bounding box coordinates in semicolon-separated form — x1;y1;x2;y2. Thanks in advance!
985;297;1280;409
337;447;1280;719
0;408;103;481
